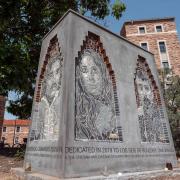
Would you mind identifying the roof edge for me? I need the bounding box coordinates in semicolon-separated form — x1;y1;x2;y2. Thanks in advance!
42;9;154;55
42;9;73;40
123;17;175;25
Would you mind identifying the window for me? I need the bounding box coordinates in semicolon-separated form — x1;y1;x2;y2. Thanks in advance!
159;41;166;53
139;26;146;34
3;127;6;132
158;40;170;69
2;137;5;141
23;138;27;144
162;62;169;69
15;137;19;144
165;74;173;86
140;42;148;50
16;126;20;132
156;25;163;32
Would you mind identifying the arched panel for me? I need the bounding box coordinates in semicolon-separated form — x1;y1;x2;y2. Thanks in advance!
134;56;169;143
75;32;122;141
30;35;64;141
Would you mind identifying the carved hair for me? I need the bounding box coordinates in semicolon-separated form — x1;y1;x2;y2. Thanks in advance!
41;54;63;105
75;49;116;140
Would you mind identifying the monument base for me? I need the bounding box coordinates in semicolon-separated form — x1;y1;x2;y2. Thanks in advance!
11;168;59;180
11;167;180;180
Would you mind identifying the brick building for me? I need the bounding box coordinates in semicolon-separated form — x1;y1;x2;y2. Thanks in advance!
1;119;31;146
120;17;180;75
0;96;31;147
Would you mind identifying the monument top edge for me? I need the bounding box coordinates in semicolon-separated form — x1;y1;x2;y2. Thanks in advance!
42;9;153;56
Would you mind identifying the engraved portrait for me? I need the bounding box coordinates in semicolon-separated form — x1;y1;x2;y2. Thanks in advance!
29;37;64;141
39;54;63;140
135;60;168;143
30;52;63;141
75;49;122;141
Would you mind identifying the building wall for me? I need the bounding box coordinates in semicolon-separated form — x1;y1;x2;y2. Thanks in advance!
121;19;180;75
1;125;29;146
1;119;30;146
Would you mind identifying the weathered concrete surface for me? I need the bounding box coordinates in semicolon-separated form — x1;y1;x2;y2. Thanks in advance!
11;168;59;180
11;167;180;180
22;9;177;179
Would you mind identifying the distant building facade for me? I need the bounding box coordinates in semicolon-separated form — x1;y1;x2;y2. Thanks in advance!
0;96;31;147
120;17;180;75
1;120;31;146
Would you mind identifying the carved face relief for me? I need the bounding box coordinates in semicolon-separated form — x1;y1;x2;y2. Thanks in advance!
80;55;103;96
136;71;153;102
45;59;60;104
30;36;64;141
75;46;122;141
135;58;169;143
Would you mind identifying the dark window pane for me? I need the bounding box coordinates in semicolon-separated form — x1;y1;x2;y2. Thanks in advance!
15;137;19;144
141;43;148;50
139;27;145;34
23;138;27;143
3;127;6;132
16;126;20;132
156;25;162;32
162;62;169;69
159;42;166;53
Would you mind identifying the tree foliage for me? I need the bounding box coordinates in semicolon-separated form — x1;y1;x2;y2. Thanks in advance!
160;69;180;153
0;0;126;118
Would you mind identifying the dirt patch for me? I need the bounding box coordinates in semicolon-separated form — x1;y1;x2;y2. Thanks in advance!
0;172;17;180
0;155;23;173
0;155;23;180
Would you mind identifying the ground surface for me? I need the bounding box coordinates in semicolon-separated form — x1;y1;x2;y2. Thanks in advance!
0;155;23;180
0;155;180;180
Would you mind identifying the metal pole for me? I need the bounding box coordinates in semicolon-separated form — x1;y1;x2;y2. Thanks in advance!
12;119;16;147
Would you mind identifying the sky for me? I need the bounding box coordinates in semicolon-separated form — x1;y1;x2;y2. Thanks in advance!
4;0;180;120
108;0;180;36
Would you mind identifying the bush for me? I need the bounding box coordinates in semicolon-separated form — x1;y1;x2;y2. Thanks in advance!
14;149;25;160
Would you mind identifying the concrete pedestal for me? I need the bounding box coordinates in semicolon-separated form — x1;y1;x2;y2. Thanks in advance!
23;9;177;179
11;167;180;180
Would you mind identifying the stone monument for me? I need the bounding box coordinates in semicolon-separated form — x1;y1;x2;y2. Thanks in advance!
18;10;177;179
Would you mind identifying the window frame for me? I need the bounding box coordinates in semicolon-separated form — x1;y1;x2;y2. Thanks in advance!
158;41;167;53
2;126;7;132
155;24;164;33
14;137;19;144
157;40;171;69
138;26;146;34
162;62;170;69
16;126;21;133
140;42;149;51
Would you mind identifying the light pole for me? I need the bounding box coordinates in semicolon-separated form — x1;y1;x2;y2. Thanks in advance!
12;119;16;147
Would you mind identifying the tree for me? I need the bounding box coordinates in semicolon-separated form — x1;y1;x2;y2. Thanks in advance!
160;69;180;153
0;0;126;118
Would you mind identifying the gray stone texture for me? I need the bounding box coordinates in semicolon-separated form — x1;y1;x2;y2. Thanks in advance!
24;10;177;179
11;167;180;180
